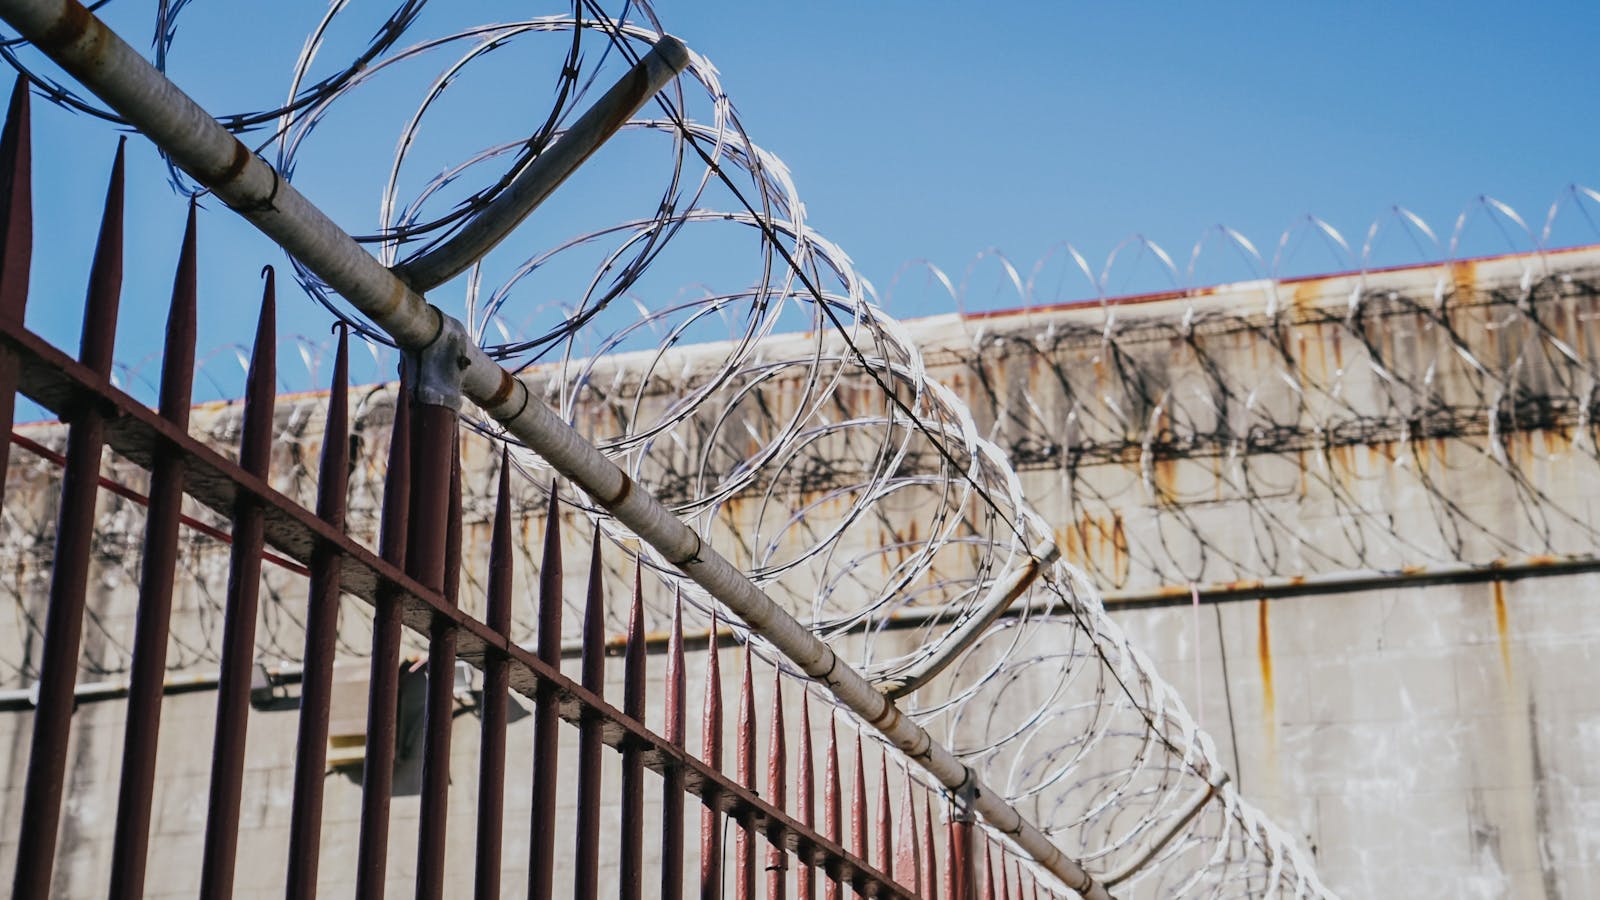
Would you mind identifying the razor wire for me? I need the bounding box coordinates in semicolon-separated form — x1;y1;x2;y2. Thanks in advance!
13;0;1600;894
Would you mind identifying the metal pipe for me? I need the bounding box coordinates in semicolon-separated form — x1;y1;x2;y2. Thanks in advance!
0;4;1108;895
391;36;690;292
878;539;1058;700
1100;772;1229;888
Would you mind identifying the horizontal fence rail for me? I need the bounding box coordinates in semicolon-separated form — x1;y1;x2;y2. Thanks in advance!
0;82;1079;898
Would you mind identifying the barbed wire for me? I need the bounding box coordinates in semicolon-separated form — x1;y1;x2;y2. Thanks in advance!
18;1;1600;894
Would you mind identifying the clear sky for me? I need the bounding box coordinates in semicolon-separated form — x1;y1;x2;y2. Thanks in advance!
11;1;1600;404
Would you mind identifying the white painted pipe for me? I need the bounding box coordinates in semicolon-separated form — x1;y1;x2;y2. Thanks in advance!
0;2;1110;895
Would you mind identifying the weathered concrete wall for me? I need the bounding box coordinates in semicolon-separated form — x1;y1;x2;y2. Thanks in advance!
1109;577;1600;897
4;245;1599;896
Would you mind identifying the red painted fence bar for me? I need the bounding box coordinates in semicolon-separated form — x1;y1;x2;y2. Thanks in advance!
284;325;350;900
356;366;411;900
0;94;1053;900
107;200;197;900
475;454;515;900
14;139;124;900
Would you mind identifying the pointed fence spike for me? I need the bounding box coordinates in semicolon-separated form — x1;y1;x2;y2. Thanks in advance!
0;73;33;511
574;525;605;900
922;790;939;900
661;589;686;900
701;606;725;897
356;370;411;900
79;136;124;376
823;716;841;900
893;775;919;893
198;267;275;900
876;753;892;878
982;841;995;900
797;689;815;900
619;560;647;900
0;73;32;323
108;201;199;900
474;450;514;900
528;484;562;900
767;668;788;900
16;134;124;900
851;732;868;863
735;646;757;900
285;322;350;900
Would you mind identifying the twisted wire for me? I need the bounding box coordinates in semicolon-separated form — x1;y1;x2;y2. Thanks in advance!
14;2;1600;894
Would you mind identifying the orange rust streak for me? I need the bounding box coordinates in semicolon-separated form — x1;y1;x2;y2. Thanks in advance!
1491;580;1512;681
1257;600;1275;724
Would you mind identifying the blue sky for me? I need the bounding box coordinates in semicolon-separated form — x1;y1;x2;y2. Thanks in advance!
11;1;1600;404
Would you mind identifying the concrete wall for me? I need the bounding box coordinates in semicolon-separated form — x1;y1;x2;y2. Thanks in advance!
5;245;1600;896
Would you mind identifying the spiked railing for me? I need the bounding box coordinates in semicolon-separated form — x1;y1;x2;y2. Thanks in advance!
0;80;1092;898
0;1;1118;895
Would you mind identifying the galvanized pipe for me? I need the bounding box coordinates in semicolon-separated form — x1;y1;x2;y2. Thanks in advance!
879;538;1058;700
391;35;690;292
0;3;1108;895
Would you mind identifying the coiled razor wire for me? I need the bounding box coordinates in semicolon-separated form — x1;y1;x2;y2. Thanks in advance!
13;1;1600;895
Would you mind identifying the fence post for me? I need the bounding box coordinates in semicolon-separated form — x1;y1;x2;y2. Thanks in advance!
198;267;275;900
108;201;197;900
13;140;123;900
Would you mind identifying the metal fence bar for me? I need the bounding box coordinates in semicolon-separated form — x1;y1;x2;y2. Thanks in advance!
285;325;351;900
107;201;196;900
824;719;841;900
620;568;648;900
198;274;275;900
799;691;817;900
876;756;892;876
663;595;688;900
13;141;122;900
0;76;29;511
356;376;412;900
528;490;562;900
700;613;725;898
767;670;789;900
0;5;1107;891
575;530;607;900
412;410;460;900
894;779;918;892
851;734;868;867
475;455;514;900
736;648;757;900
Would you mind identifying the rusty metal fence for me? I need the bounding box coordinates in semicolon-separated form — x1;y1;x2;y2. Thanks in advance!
0;75;1070;899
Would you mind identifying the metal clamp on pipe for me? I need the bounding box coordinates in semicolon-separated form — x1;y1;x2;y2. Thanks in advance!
401;308;471;410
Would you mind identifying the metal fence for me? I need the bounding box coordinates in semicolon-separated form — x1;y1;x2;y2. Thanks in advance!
0;74;1072;899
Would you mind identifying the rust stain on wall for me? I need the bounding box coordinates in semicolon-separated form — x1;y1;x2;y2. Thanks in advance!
1491;579;1512;681
1257;599;1275;732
